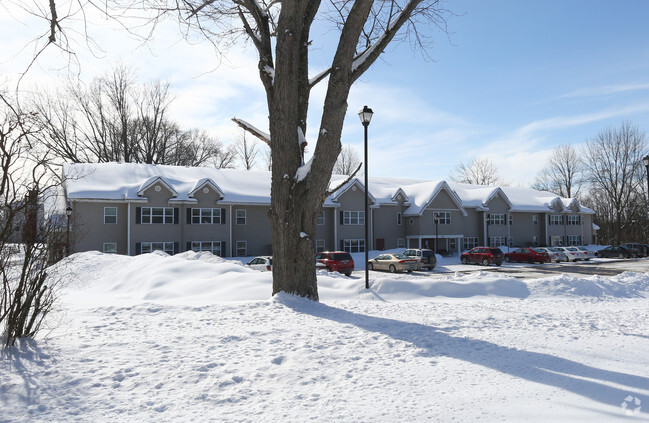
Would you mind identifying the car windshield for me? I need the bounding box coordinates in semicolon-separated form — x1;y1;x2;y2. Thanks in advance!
549;248;561;252
531;248;545;253
577;247;588;251
332;253;352;260
392;254;408;259
490;248;503;254
566;247;578;251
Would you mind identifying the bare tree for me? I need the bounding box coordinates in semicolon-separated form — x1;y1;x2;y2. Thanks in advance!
333;145;361;176
132;0;453;300
0;94;62;349
532;144;584;198
31;65;230;167
449;157;503;186
582;122;647;245
17;0;453;300
233;131;258;170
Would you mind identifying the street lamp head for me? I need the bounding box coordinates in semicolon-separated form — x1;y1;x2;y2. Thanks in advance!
643;155;649;168
358;105;373;126
66;206;72;217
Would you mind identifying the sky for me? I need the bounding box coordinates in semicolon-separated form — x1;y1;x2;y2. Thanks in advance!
2;0;649;188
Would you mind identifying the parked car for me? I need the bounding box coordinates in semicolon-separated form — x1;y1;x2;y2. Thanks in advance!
536;247;567;263
246;256;272;271
460;247;504;266
315;251;355;276
595;245;638;259
504;248;550;264
576;246;594;261
402;248;437;270
621;243;649;258
554;246;584;262
367;253;418;273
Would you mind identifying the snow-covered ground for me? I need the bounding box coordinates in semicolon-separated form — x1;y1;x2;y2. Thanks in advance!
2;250;649;422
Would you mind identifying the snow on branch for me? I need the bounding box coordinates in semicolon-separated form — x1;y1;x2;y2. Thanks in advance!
325;162;362;198
231;118;271;145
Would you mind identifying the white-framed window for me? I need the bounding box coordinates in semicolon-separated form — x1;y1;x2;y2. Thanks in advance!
142;207;174;224
567;235;582;246
549;215;563;225
103;242;117;254
236;209;247;225
489;214;505;225
567;215;581;225
462;237;478;251
489;236;506;247
191;241;222;256
192;208;222;224
317;211;325;225
533;215;538;225
104;207;117;224
236;240;247;256
397;238;406;249
433;212;451;225
343;239;365;253
397;212;402;225
315;239;326;253
551;236;563;246
141;242;175;254
343;211;365;225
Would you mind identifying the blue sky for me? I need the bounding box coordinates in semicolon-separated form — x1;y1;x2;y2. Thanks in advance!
2;0;649;187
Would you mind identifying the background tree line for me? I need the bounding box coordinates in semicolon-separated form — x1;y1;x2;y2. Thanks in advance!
449;122;649;246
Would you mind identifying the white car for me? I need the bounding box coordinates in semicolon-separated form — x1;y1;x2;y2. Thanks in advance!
537;247;566;263
576;246;594;261
555;247;584;262
246;256;273;271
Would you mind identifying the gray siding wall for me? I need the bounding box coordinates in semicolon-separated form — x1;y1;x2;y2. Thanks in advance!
71;202;128;254
510;212;545;247
232;205;272;256
336;187;367;249
314;207;336;252
373;205;405;250
485;196;509;238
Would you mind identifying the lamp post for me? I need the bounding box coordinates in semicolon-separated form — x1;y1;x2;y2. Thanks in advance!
65;205;72;257
485;213;490;246
433;213;439;255
358;105;373;290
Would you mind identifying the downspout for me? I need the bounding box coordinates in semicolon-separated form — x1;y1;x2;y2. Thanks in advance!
229;204;233;257
127;202;131;256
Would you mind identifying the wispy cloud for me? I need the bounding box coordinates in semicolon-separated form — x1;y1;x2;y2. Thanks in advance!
556;83;649;100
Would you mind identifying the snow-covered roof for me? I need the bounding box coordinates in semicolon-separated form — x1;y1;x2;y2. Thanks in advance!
63;162;595;214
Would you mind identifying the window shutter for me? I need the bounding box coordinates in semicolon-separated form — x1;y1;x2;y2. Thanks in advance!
340;211;344;224
173;242;179;255
340;239;344;251
220;241;226;257
221;208;226;225
186;242;192;252
174;208;179;224
135;242;141;255
187;208;192;224
135;207;141;224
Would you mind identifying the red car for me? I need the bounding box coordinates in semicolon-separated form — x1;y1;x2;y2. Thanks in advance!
315;251;355;276
504;248;550;264
460;247;504;266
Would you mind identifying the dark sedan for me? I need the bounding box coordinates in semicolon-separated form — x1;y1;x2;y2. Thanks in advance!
595;246;638;259
504;248;551;264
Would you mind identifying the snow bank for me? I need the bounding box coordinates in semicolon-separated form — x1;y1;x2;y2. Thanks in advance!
51;252;649;308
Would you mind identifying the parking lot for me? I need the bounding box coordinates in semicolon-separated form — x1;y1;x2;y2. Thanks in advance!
354;257;649;281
